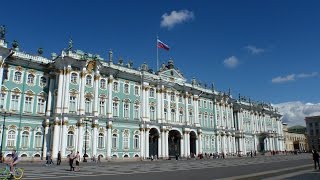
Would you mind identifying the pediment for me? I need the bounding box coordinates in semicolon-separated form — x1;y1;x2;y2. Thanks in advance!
159;69;186;83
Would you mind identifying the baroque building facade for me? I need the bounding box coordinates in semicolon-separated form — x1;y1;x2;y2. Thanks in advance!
0;36;285;159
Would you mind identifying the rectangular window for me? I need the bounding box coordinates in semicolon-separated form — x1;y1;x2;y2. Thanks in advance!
99;99;105;115
188;97;191;104
11;95;19;112
134;105;139;119
164;93;167;100
37;98;45;114
112;135;117;148
0;93;6;109
69;96;77;113
85;98;92;114
98;134;104;148
35;133;42;148
123;135;129;149
134;135;139;149
24;97;33;113
179;96;182;103
113;102;118;117
124;103;129;118
134;86;139;96
113;82;118;92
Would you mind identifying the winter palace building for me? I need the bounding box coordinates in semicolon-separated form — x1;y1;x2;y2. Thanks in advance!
0;32;285;159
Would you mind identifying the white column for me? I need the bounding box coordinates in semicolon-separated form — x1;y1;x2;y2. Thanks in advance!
226;105;229;128
198;133;202;154
107;75;113;118
106;121;112;158
165;130;169;157
55;70;64;114
231;106;234;129
77;119;83;156
214;101;218;128
79;68;86;115
158;134;162;158
161;129;165;158
233;136;236;153
140;127;145;158
93;72;100;117
51;119;60;159
160;88;165;122
63;66;71;113
145;128;149;158
145;86;150;119
180;136;184;157
216;135;220;153
92;120;98;157
194;96;199;125
61;118;68;157
45;74;54;116
42;119;49;158
185;94;189;125
175;93;178;122
156;88;161;122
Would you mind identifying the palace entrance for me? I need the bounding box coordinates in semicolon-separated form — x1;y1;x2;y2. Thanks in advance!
168;130;181;157
190;131;197;156
149;128;159;157
258;133;267;152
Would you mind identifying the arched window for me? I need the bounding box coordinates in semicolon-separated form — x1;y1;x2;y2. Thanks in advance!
210;115;214;127
149;88;155;98
71;73;78;84
150;106;155;121
21;131;29;147
179;110;183;123
164;108;168;121
35;132;42;148
124;84;129;94
100;79;106;89
112;134;118;149
7;130;16;147
171;109;175;121
204;114;208;127
98;133;104;148
134;134;139;149
123;102;129;118
27;74;35;84
14;72;22;82
40;77;47;87
123;130;129;149
86;75;92;86
67;131;74;147
211;137;215;150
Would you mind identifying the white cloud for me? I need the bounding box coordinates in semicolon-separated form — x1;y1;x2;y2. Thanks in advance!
244;45;265;54
160;10;194;29
272;72;319;83
296;72;318;78
223;56;239;68
274;101;320;126
271;74;295;83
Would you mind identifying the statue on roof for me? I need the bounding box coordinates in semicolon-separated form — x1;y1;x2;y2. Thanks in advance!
67;38;73;51
0;25;6;40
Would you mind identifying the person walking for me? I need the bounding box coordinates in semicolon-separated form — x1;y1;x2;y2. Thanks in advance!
68;151;75;171
75;151;80;172
312;150;320;170
57;151;61;165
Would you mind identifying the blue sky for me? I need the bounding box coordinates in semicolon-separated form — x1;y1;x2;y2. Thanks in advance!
2;0;320;109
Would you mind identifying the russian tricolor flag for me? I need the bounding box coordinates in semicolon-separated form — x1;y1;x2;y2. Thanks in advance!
157;39;170;51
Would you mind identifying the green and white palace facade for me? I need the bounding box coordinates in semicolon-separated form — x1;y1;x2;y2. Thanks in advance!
0;38;285;159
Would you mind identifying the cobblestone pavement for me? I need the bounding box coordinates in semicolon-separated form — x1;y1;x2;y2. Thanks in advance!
6;154;317;180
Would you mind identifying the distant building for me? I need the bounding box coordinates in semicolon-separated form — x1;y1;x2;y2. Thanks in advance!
305;116;320;151
287;125;306;134
283;123;308;151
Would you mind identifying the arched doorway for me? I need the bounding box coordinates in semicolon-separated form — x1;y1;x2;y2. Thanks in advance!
168;130;181;157
149;128;159;157
258;133;267;152
293;141;300;150
190;131;197;156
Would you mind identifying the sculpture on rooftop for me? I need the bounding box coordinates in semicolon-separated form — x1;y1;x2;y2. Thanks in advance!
0;25;6;40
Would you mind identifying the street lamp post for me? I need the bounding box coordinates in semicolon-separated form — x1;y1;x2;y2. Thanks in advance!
0;110;11;162
83;118;90;162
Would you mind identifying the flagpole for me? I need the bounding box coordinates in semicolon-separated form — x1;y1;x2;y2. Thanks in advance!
156;36;159;71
